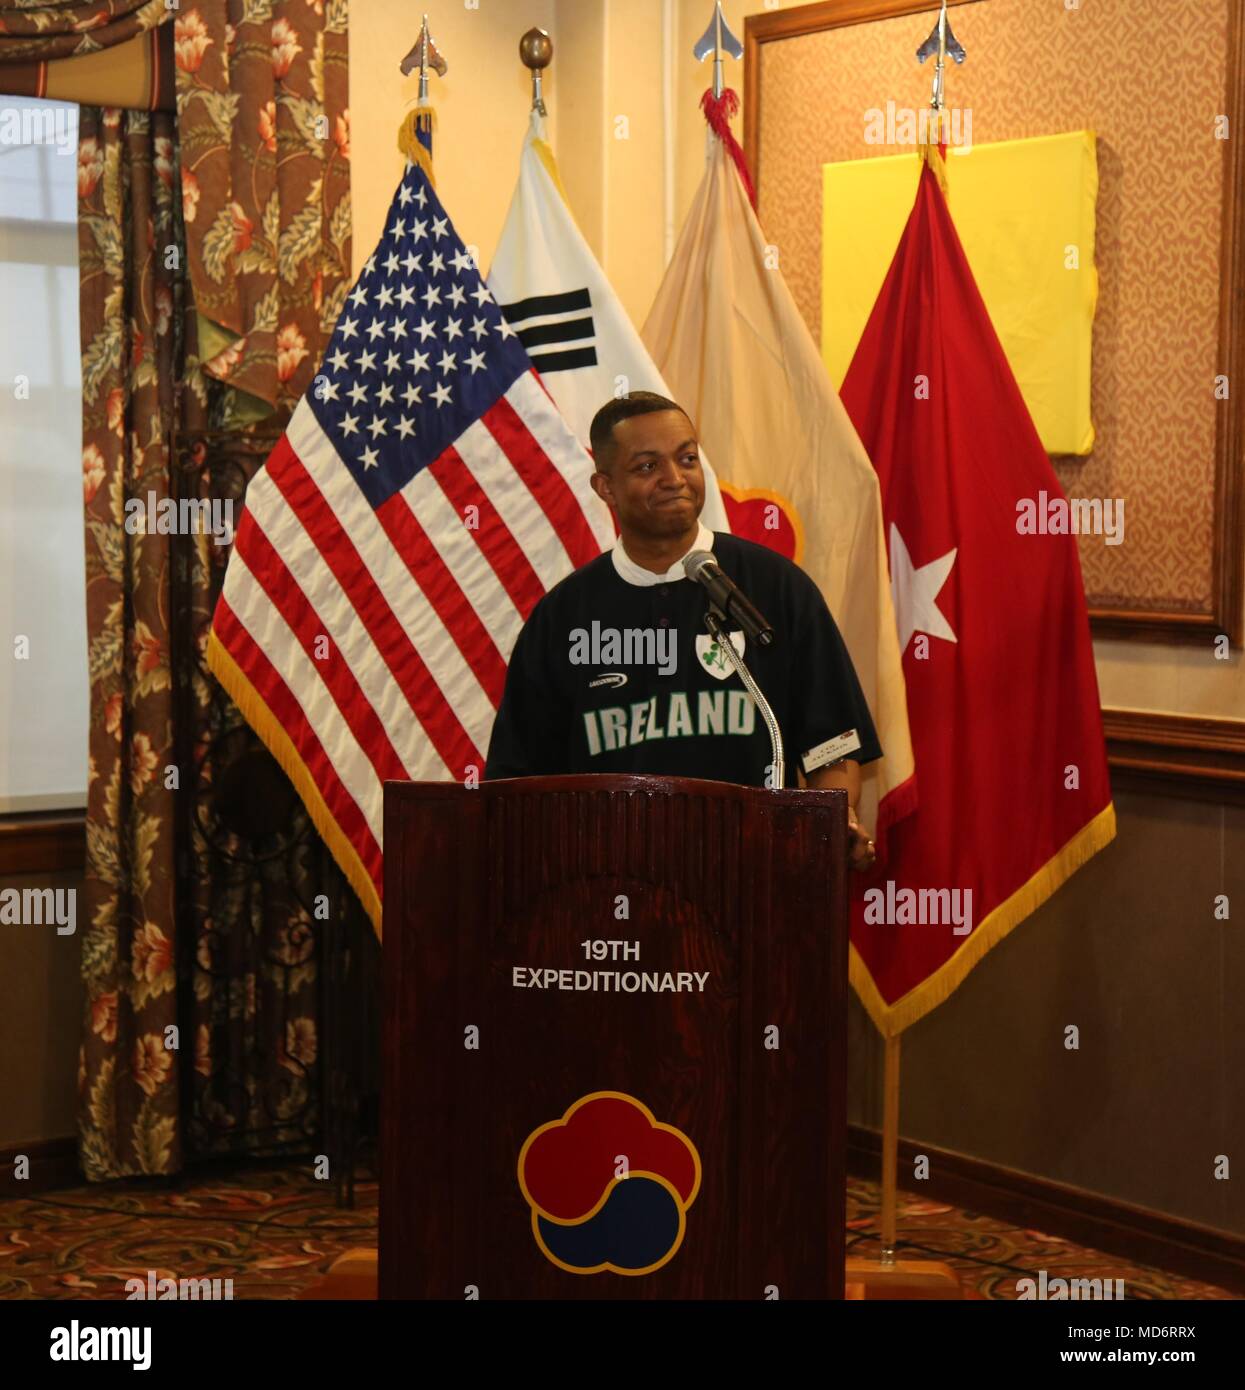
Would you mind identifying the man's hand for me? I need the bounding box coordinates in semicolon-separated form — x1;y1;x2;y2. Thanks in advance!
806;759;876;872
846;808;877;872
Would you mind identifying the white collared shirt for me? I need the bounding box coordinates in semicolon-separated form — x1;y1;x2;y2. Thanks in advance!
610;522;715;588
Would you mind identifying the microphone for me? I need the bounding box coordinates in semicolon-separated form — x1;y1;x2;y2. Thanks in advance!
682;550;775;647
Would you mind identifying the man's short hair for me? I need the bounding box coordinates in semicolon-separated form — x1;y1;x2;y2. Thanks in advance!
589;391;690;472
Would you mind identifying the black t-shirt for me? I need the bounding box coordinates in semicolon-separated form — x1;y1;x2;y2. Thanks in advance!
484;533;882;789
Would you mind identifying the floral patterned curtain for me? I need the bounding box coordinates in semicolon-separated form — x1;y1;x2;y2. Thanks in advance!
77;0;353;1181
78;106;189;1178
174;0;350;426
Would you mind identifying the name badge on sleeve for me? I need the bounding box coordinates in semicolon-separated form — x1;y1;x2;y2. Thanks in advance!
801;728;863;775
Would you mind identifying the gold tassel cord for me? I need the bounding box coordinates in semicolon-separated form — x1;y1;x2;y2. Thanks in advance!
920;116;950;196
397;105;438;188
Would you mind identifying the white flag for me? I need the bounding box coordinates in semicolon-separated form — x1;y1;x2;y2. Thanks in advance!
488;111;728;530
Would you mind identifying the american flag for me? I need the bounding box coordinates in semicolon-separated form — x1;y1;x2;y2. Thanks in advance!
207;157;614;928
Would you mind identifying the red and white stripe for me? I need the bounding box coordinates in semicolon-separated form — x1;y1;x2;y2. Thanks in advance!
214;367;612;904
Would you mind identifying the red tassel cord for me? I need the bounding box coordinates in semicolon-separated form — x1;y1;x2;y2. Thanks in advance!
701;88;757;212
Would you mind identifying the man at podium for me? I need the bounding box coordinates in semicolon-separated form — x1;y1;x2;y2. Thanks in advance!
484;391;879;870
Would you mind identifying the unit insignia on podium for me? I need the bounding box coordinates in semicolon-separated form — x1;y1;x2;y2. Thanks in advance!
517;1093;702;1277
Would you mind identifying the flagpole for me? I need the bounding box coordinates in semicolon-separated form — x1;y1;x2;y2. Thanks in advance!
397;14;447;179
692;0;736;99
520;27;552;116
845;3;967;1299
880;1033;900;1259
930;0;948;126
691;1;756;209
846;1034;960;1298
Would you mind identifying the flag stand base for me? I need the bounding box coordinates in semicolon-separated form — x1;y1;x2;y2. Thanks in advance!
845;1254;962;1299
846;1033;964;1299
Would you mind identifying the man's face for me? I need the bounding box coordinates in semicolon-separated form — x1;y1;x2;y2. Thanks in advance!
590;409;705;541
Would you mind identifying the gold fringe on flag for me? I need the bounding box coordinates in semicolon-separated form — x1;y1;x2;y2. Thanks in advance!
850;800;1118;1038
206;631;384;935
397;105;438;188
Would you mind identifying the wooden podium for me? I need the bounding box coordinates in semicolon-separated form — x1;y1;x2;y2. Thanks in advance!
380;774;848;1299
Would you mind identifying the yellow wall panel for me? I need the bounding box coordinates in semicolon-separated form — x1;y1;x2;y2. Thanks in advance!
823;131;1098;456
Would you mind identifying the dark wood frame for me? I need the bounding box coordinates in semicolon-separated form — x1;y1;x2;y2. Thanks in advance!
1103;709;1245;804
743;0;1245;650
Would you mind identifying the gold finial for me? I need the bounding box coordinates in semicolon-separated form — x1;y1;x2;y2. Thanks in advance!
520;27;552;115
520;28;552;71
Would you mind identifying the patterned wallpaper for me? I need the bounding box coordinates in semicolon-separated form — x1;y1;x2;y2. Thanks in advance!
755;0;1231;612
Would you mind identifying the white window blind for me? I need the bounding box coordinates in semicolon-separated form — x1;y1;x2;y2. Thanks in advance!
0;99;88;813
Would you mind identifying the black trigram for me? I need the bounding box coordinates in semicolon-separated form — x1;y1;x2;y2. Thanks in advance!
499;288;598;374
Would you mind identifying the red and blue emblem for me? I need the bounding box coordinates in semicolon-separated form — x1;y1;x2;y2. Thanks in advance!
517;1092;701;1276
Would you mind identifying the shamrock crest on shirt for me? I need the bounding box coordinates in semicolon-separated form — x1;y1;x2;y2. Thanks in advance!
695;631;745;681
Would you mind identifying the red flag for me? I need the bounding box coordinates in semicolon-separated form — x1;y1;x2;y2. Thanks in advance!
840;162;1115;1037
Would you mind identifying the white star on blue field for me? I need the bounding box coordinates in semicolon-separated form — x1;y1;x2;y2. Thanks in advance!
309;163;530;510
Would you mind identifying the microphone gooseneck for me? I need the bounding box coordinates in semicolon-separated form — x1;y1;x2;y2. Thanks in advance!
682;550;775;647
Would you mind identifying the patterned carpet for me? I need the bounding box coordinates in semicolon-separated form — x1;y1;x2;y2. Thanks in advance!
0;1158;378;1300
844;1178;1237;1300
0;1158;1236;1299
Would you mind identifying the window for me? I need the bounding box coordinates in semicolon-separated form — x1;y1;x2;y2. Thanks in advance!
0;98;88;813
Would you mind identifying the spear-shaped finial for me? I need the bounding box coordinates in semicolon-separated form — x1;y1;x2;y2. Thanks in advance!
693;1;743;101
520;27;553;116
400;12;448;102
396;14;447;178
916;0;966;115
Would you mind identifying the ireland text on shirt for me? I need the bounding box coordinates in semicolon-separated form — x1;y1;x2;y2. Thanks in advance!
582;690;756;755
